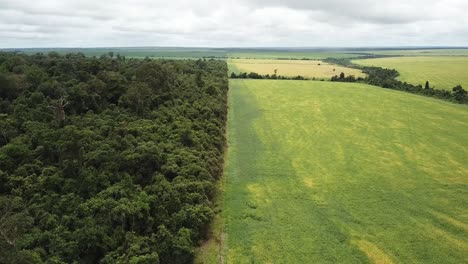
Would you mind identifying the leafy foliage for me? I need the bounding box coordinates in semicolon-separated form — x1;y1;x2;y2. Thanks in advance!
0;52;228;263
230;71;308;80
324;57;468;104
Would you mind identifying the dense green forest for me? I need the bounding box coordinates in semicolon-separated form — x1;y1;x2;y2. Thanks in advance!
0;52;228;263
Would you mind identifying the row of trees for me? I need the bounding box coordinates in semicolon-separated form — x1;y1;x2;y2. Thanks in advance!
330;72;363;82
324;57;468;104
230;71;307;80
361;66;468;104
230;71;362;82
0;52;228;263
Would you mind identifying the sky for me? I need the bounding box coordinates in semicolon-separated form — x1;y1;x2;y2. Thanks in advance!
1;0;467;48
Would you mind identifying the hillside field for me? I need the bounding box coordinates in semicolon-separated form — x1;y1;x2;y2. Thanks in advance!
229;59;365;79
353;56;468;90
199;79;468;263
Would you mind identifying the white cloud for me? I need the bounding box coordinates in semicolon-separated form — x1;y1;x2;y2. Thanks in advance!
0;0;467;48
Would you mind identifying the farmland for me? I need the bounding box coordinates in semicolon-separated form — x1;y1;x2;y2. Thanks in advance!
227;51;362;60
229;59;365;79
205;79;468;263
367;49;468;57
353;56;468;90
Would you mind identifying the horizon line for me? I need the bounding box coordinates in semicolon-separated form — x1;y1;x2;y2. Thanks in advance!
2;45;468;50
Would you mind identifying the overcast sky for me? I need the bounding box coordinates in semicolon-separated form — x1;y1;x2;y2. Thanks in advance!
1;0;467;48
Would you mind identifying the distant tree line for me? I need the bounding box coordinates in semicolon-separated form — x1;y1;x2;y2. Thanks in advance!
0;52;228;263
230;71;363;82
330;72;364;82
324;57;468;104
230;72;308;80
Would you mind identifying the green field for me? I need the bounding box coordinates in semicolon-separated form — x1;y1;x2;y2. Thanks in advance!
353;56;468;90
9;47;468;61
228;51;361;60
205;79;468;263
368;49;468;56
229;59;365;79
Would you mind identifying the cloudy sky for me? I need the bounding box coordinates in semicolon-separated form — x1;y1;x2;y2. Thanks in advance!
1;0;467;48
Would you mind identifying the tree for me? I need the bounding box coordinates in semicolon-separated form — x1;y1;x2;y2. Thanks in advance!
48;96;69;122
339;72;345;79
0;74;18;100
135;62;174;94
452;85;467;103
0;115;16;147
119;82;153;115
0;196;32;247
25;65;48;88
425;81;430;89
196;71;204;87
0;52;229;263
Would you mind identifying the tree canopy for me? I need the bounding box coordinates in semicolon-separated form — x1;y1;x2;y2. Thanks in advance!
0;52;228;263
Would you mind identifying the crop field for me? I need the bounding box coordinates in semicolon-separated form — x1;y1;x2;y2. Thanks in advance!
204;79;468;264
367;49;468;56
228;51;362;60
229;59;365;79
353;56;468;90
9;47;468;60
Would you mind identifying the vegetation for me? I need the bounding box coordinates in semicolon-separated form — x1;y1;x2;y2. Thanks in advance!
227;51;362;60
230;71;308;80
0;52;228;263
325;57;468;104
230;70;362;82
330;72;361;82
217;79;468;263
352;56;468;90
8;48;228;60
361;67;468;104
9;47;468;60
367;49;468;56
229;59;365;79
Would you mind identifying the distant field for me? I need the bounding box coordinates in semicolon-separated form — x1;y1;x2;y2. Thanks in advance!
229;59;365;79
228;51;361;59
198;79;468;263
353;56;468;90
368;49;468;56
8;47;468;60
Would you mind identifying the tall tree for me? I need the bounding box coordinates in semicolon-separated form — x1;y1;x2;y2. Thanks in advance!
425;81;430;89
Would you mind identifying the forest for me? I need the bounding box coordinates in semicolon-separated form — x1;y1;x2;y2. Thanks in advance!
0;52;228;263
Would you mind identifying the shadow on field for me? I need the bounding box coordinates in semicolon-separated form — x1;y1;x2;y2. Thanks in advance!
224;80;371;263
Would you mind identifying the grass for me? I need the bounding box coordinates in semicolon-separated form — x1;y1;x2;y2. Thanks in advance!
8;47;468;60
229;59;365;79
205;79;468;263
352;56;468;90
368;49;468;56
228;51;361;60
